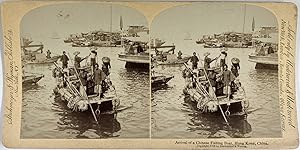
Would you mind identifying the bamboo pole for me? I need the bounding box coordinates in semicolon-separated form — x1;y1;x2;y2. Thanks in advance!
67;53;98;123
197;56;229;124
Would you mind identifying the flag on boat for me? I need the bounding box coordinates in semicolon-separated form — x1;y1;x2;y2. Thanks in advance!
120;16;123;30
252;17;255;32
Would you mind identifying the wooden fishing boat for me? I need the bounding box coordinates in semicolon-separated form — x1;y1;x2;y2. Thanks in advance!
26;55;61;64
22;73;44;85
182;64;248;119
52;63;120;116
21;39;61;64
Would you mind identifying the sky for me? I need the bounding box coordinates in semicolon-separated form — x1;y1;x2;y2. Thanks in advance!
20;2;277;42
21;3;148;40
150;3;278;42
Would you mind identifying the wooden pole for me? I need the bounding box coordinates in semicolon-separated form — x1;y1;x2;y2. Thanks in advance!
67;53;98;123
196;54;229;124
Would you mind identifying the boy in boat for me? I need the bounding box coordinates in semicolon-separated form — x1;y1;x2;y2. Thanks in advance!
190;52;199;69
60;51;69;69
222;64;235;97
94;63;107;97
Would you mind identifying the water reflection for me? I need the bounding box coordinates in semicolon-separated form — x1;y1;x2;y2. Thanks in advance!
183;98;252;138
53;97;121;138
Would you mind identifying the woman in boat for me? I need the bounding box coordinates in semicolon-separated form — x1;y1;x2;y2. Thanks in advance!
102;57;111;76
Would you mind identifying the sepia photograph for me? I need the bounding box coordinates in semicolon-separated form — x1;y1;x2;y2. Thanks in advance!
0;1;298;149
20;3;150;139
151;3;281;138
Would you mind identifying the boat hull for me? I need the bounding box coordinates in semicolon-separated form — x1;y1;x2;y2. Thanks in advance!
26;56;60;64
22;74;44;85
157;56;191;65
151;75;174;88
248;54;278;69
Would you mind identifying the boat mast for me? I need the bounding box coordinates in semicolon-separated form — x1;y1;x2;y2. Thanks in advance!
242;4;247;46
110;4;113;45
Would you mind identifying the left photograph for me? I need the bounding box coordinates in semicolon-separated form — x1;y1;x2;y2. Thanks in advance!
21;3;150;139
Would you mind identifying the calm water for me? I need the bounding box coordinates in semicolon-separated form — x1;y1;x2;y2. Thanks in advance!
151;40;281;138
21;38;150;139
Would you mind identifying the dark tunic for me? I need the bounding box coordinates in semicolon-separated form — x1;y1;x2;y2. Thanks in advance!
190;56;199;69
204;57;212;70
74;56;83;69
90;58;96;69
223;70;235;86
94;69;106;85
61;54;69;68
137;45;143;53
207;71;217;87
231;63;240;77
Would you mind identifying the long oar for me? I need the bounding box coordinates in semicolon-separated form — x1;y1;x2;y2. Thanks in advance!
67;53;98;123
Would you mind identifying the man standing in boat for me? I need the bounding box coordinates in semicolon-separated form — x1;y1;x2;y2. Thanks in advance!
190;52;199;69
60;51;69;69
90;49;97;73
203;52;220;71
74;51;90;69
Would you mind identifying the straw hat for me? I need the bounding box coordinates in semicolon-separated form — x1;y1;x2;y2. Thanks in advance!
203;52;210;57
220;47;228;52
73;51;80;56
102;57;110;63
231;57;240;64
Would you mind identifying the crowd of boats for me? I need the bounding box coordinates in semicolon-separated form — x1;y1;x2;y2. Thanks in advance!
22;21;278;124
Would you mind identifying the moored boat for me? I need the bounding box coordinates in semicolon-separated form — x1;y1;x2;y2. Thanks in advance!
248;41;278;69
118;37;150;68
22;73;44;85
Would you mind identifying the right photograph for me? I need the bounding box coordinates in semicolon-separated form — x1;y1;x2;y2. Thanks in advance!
150;3;281;138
